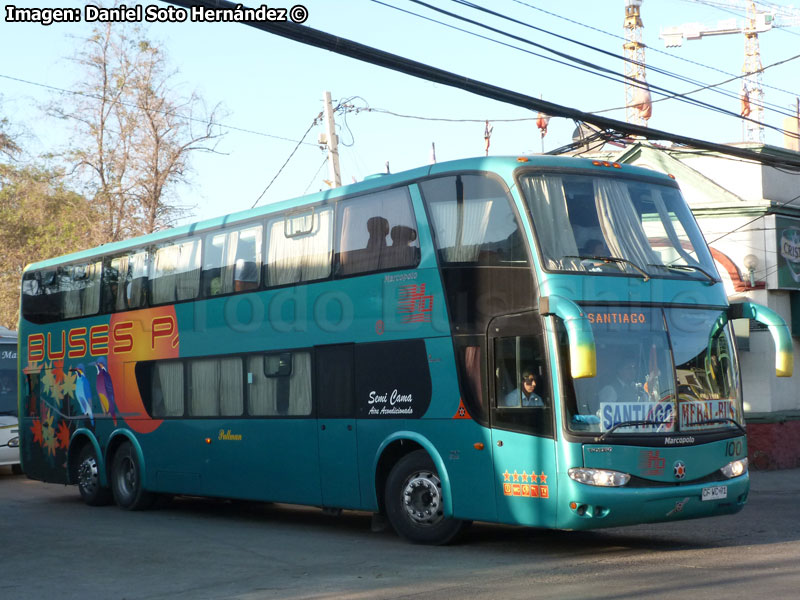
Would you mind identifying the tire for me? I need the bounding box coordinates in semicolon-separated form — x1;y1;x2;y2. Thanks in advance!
384;450;464;545
110;441;154;511
76;445;113;506
11;464;23;476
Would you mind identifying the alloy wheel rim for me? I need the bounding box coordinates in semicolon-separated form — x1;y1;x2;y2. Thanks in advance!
402;470;444;526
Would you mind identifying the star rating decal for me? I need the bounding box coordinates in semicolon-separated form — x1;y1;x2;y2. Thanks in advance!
500;468;550;499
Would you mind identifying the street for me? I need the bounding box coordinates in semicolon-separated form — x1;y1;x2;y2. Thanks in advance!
1;465;799;600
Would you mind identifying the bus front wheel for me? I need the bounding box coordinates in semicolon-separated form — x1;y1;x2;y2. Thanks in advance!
77;445;112;506
110;441;154;511
384;450;464;545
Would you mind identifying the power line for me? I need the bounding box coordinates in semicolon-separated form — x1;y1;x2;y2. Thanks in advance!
161;0;800;172
378;0;797;125
418;0;800;133
0;72;319;148
251;114;322;208
303;155;329;194
351;105;538;123
517;0;800;101
629;141;800;247
384;0;794;128
377;0;797;136
593;52;800;120
368;0;653;109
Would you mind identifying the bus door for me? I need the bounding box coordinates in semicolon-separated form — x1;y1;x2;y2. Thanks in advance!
488;312;558;527
315;344;361;509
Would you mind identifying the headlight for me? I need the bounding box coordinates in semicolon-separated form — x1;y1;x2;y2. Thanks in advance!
7;436;19;448
569;467;630;487
721;458;748;478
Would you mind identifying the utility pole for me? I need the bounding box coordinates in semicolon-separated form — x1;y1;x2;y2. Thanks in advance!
322;90;341;187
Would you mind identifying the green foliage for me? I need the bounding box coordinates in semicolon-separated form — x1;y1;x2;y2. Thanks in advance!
0;162;100;329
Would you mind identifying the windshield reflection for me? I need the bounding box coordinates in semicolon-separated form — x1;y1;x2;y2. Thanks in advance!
519;172;719;282
565;307;742;435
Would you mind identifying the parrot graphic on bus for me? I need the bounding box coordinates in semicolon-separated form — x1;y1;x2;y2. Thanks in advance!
69;365;94;426
92;357;118;425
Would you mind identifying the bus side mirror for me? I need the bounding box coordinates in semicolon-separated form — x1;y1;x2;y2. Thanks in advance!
728;301;793;377
540;295;596;379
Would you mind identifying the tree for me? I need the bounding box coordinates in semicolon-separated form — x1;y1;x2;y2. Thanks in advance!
0;117;21;160
128;37;223;234
0;162;100;329
51;21;223;241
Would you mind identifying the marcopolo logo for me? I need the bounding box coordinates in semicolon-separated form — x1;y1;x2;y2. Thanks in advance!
781;227;800;282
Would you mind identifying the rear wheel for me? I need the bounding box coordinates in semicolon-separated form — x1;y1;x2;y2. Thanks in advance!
110;441;154;510
384;450;464;545
77;445;112;506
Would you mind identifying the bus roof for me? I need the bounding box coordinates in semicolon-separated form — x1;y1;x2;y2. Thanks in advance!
23;155;671;271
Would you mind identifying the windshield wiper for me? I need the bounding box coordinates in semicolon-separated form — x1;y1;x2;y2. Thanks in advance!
686;417;746;436
647;263;717;284
563;256;650;282
596;419;667;442
0;410;16;417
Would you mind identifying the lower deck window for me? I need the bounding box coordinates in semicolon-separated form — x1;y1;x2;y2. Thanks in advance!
152;361;184;418
139;351;311;418
248;352;311;416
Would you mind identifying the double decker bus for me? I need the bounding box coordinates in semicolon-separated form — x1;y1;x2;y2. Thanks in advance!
18;156;792;544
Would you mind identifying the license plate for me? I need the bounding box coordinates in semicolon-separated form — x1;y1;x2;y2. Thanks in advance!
701;485;727;501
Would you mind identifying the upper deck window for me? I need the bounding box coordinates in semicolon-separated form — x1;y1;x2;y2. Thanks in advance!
150;237;202;305
203;224;262;296
335;187;419;276
21;260;102;322
519;172;717;281
265;207;333;286
104;249;149;312
421;174;528;267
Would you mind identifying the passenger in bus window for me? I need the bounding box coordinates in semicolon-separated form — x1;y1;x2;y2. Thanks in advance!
383;225;418;268
503;369;544;408
367;216;390;251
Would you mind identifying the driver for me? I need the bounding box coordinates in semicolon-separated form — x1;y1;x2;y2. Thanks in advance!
599;360;646;403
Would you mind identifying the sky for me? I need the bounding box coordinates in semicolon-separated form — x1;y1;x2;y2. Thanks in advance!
2;0;800;225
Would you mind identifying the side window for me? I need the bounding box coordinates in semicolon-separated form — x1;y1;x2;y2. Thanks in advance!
104;250;149;312
420;174;529;266
265;207;333;287
492;332;553;437
189;357;243;417
61;261;102;318
150;238;201;304
336;187;419;276
247;351;312;416
150;361;185;418
202;224;263;297
21;270;59;323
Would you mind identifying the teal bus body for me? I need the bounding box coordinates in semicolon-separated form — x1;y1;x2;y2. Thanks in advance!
17;155;789;543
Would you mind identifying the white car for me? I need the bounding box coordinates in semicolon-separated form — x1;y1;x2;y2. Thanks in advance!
0;329;20;475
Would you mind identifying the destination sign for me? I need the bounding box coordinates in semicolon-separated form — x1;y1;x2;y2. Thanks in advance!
600;401;676;433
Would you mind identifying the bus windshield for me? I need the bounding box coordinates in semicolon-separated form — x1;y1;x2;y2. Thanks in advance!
565;307;742;436
519;172;718;281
